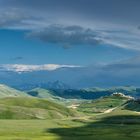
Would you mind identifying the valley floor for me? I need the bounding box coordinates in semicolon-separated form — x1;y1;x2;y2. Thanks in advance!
1;114;140;140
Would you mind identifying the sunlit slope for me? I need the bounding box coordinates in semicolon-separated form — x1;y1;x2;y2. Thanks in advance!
0;97;79;119
0;84;29;98
77;94;130;113
27;88;61;99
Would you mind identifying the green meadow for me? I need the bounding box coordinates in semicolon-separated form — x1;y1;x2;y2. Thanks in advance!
0;85;140;140
1;114;140;140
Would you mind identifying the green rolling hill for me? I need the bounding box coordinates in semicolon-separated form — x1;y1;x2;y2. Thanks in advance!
0;84;139;120
27;88;61;100
1;84;140;140
77;93;131;114
123;99;140;112
0;84;29;98
0;97;79;119
27;88;86;106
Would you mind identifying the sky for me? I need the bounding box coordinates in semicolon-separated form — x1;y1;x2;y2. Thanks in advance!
0;0;140;87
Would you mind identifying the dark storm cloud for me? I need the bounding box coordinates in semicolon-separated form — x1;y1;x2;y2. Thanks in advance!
138;26;140;30
103;55;140;70
0;8;41;29
26;25;140;50
0;0;140;50
28;25;102;47
1;0;140;25
0;13;26;27
74;56;140;87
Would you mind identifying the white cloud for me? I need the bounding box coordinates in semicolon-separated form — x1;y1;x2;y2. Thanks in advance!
28;25;140;50
98;30;140;50
28;25;102;47
0;64;81;73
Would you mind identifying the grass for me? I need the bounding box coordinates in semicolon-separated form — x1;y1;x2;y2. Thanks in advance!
0;102;140;140
0;88;140;140
48;113;140;140
0;104;140;140
0;84;29;98
27;88;59;99
1;113;140;140
77;96;127;113
0;97;79;119
0;119;83;140
124;100;140;112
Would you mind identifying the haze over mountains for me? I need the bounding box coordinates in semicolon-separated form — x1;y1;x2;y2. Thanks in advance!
1;83;140;100
1;61;140;88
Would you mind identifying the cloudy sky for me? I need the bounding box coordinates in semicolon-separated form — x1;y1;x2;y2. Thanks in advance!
0;0;140;87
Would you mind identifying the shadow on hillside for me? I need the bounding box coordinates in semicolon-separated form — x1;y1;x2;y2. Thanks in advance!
124;100;140;112
47;115;140;140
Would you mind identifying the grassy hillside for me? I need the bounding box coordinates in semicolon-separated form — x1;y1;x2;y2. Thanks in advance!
27;88;66;104
77;94;129;113
27;88;56;98
0;109;140;140
0;84;28;98
0;97;79;119
27;88;87;107
0;85;140;139
123;99;140;112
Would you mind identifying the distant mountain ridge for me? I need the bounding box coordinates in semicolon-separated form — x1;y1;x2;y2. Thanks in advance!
43;86;140;99
13;80;70;90
1;83;140;100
